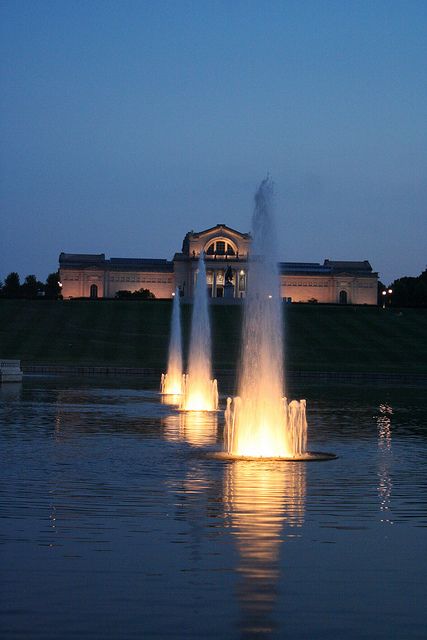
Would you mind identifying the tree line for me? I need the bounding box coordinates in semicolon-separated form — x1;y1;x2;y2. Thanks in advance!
0;272;61;299
0;272;156;300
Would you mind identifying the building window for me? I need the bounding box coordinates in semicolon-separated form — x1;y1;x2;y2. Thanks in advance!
90;284;98;299
205;239;236;256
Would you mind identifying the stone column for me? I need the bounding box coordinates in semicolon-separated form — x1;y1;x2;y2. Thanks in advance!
104;270;109;299
213;270;217;298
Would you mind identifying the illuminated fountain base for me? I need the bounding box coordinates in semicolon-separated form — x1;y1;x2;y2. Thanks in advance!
180;374;219;412
160;372;183;396
220;396;336;461
212;451;337;461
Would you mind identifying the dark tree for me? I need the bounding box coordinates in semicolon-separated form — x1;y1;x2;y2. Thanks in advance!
133;288;155;299
2;272;21;298
115;290;133;299
21;274;44;299
45;272;61;299
389;269;427;307
115;288;155;300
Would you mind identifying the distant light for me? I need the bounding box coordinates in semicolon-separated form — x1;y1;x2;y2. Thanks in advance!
58;282;63;288
388;289;393;294
382;291;387;296
268;294;272;299
240;270;245;275
172;292;175;297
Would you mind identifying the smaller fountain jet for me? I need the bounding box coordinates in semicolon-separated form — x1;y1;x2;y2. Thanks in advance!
180;253;218;411
160;287;184;395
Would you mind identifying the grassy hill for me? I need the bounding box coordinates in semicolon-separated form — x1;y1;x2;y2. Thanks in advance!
0;299;426;374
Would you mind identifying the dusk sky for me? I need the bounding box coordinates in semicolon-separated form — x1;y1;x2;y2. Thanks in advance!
1;0;426;285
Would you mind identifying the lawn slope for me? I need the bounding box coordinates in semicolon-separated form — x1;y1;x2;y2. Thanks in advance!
0;300;426;374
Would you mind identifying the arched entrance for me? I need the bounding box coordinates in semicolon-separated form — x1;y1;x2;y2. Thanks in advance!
90;284;98;299
339;290;348;304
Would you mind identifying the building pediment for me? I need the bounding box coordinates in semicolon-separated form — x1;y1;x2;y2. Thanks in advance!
192;224;250;240
182;224;251;257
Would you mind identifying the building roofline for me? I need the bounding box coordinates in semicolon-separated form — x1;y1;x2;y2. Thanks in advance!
190;224;251;239
59;253;173;272
59;252;105;263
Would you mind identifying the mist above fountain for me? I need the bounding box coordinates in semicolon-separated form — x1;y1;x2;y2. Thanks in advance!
160;288;183;395
180;253;218;411
223;178;314;459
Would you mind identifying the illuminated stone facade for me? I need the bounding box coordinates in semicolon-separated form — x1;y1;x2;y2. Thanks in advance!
59;224;378;304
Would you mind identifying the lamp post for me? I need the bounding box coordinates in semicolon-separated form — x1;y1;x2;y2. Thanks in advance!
382;288;393;309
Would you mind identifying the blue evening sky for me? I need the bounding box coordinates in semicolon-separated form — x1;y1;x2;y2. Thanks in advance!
1;0;426;285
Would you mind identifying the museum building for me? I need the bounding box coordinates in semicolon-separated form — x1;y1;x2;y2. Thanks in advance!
59;224;378;304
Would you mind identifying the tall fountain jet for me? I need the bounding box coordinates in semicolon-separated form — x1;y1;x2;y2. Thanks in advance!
181;253;218;411
224;177;308;458
160;288;183;395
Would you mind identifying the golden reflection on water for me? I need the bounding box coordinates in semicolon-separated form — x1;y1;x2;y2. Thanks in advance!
223;461;306;638
162;411;218;447
377;403;393;525
160;394;181;407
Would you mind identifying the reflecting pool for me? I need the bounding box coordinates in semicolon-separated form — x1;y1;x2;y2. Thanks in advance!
1;378;426;639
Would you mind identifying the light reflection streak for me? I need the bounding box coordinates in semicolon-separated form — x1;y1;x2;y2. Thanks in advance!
160;394;181;407
223;461;306;638
162;411;218;447
377;403;393;525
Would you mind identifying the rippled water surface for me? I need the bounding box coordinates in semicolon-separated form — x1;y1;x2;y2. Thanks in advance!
1;378;426;639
